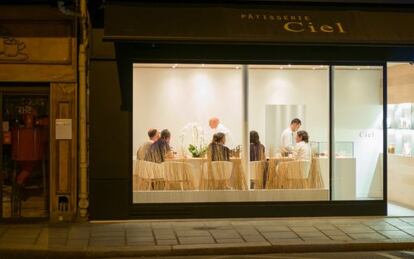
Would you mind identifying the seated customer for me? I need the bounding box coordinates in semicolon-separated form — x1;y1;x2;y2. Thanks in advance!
250;131;265;161
136;128;160;160
145;129;174;163
207;132;230;161
293;130;311;161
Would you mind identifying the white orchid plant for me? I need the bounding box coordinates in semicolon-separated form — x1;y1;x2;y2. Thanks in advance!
179;122;207;157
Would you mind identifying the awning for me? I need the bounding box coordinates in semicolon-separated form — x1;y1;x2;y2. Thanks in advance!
104;3;414;45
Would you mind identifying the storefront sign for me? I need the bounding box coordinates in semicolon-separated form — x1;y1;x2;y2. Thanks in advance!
105;4;414;44
240;13;347;34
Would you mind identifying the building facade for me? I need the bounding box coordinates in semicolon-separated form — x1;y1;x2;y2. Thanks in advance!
0;4;80;221
89;0;414;220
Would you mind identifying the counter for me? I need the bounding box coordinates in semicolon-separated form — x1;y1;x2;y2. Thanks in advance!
388;154;414;208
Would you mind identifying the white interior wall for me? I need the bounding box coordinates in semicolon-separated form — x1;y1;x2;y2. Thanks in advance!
133;67;243;155
248;69;330;149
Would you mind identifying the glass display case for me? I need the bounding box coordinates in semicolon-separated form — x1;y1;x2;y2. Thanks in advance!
311;141;354;158
387;103;414;157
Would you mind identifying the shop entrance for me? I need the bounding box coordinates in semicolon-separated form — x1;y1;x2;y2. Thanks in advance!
0;87;49;219
387;62;414;217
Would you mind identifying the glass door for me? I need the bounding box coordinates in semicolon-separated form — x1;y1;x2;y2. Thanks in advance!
1;92;49;219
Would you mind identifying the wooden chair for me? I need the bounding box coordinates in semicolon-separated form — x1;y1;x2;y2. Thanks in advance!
134;160;164;191
163;161;195;190
249;161;267;189
201;161;233;190
278;160;311;189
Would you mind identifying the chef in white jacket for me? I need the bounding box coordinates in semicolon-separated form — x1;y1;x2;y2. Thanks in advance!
207;117;233;148
280;118;302;154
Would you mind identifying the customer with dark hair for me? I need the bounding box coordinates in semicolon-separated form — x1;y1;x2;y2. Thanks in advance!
250;131;265;161
136;128;160;160
207;132;230;161
293;130;311;160
280;118;302;154
145;129;174;163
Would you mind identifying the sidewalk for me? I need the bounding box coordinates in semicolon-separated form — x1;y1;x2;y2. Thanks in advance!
1;216;414;258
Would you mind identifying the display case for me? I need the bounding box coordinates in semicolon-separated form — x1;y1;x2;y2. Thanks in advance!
387;103;414;157
311;141;354;158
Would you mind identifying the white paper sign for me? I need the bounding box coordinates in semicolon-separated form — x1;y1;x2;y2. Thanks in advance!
56;119;72;140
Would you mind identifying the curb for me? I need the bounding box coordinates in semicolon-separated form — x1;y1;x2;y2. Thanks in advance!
1;241;414;258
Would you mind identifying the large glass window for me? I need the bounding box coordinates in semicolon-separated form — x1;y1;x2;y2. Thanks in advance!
132;63;384;204
248;65;330;201
333;66;384;200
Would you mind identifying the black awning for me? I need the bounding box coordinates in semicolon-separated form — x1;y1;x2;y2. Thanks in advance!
104;3;414;45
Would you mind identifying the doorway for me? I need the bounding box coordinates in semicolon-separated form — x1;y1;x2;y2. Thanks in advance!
0;87;49;219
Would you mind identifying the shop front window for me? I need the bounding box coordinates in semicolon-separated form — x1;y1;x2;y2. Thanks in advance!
132;63;384;204
248;65;330;200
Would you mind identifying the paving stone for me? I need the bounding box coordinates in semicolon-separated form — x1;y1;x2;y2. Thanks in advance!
290;226;317;232
91;224;125;233
313;224;338;231
151;223;172;229
401;218;414;223
215;238;244;244
0;237;37;245
269;238;303;245
320;229;346;236
255;225;290;232
399;227;414;235
368;225;399;231
66;238;89;247
91;230;125;237
296;232;327;238
178;236;215;245
287;220;314;226
328;235;353;241
126;230;154;237
4;229;41;238
47;238;68;247
127;236;154;242
156;239;178;245
349;233;387;240
90;238;125;247
262;232;298;239
127;241;156;246
379;230;413;239
339;226;375;234
204;221;231;227
155;234;177;240
363;221;391;226
236;229;260;235
242;235;266;243
175;230;211;237
68;231;90;239
210;230;240;239
153;229;175;235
